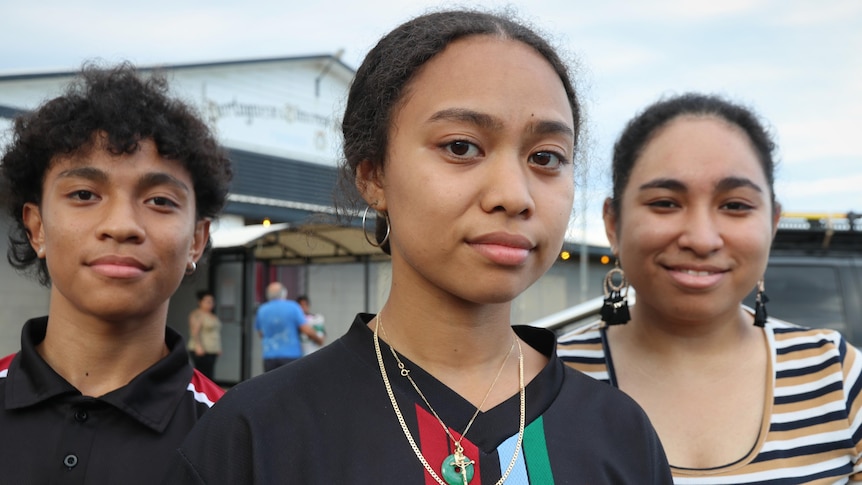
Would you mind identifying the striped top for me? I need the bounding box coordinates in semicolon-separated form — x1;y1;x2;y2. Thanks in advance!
558;317;862;484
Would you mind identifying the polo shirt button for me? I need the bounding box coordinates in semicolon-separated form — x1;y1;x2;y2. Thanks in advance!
63;454;78;468
74;410;88;422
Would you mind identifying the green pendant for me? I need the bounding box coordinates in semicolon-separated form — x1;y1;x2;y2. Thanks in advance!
441;452;475;485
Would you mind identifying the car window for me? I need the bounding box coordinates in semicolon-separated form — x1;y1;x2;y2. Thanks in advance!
744;265;847;335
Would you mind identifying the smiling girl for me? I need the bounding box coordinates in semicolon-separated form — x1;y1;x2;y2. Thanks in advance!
559;93;862;483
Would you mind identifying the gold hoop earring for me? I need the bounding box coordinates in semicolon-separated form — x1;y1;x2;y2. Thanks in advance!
362;206;390;248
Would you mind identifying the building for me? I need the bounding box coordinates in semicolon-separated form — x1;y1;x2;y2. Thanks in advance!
0;55;612;384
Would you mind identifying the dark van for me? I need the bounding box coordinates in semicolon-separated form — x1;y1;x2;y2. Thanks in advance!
743;212;862;343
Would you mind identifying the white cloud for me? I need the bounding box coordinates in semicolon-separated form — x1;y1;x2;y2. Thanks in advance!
579;40;665;75
776;174;862;211
536;0;766;24
0;0;859;217
772;0;862;26
778;117;862;164
786;174;862;195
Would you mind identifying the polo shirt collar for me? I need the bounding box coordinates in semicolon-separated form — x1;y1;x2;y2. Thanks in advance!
4;316;194;433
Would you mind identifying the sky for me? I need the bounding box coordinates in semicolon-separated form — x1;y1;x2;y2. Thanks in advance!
0;0;859;245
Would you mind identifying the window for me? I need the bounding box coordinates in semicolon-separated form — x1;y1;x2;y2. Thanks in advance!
744;265;847;335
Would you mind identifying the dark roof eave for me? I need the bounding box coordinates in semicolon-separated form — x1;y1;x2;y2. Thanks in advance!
0;54;355;82
0;104;27;120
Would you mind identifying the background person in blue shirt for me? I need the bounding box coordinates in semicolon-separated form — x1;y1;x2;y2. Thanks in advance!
255;282;324;371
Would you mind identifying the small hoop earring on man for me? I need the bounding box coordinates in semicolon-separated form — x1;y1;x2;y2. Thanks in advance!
185;261;197;276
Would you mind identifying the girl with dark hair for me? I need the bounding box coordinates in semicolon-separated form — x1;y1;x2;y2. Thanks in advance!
166;9;671;484
559;93;862;483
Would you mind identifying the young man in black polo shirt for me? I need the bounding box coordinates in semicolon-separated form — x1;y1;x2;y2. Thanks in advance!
0;62;233;484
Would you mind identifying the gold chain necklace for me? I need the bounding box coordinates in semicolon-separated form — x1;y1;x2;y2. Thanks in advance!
380;319;515;479
373;313;526;485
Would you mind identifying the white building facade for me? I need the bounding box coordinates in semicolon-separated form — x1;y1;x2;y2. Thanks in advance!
0;55;610;384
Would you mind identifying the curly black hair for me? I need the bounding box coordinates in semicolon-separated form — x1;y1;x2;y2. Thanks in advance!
0;61;233;286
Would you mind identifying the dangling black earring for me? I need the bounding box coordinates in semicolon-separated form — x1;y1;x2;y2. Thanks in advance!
601;260;630;325
754;279;769;327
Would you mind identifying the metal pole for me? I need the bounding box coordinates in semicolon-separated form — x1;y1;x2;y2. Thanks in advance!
579;162;589;303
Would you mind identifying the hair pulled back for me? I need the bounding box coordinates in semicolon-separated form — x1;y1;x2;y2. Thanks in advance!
610;93;777;215
339;9;581;252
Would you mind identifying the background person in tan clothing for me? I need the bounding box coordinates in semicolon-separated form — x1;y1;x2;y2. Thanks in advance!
188;290;222;379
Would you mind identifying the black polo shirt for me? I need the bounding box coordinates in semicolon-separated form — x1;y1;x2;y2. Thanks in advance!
0;317;224;485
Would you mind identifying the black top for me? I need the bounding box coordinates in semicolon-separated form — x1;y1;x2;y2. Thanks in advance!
165;314;672;484
0;317;224;485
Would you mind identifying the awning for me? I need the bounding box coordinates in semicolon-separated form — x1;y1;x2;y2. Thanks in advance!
211;223;389;264
211;222;290;248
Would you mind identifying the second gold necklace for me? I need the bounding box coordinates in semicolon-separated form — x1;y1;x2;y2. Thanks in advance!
374;313;526;485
